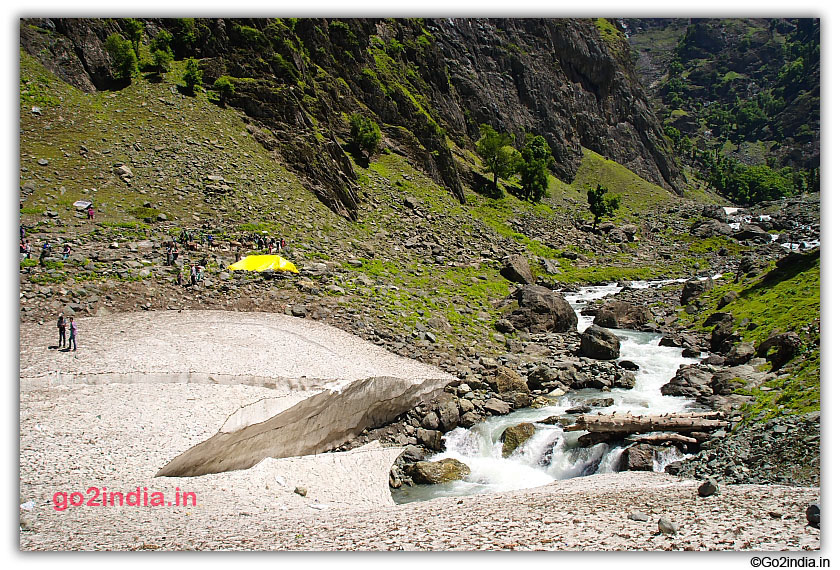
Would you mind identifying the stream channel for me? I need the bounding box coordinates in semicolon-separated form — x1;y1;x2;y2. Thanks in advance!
392;280;707;504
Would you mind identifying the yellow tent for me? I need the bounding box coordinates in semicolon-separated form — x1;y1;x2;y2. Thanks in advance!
227;255;299;273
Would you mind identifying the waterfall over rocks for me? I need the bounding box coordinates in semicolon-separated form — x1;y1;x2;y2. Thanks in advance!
393;281;701;504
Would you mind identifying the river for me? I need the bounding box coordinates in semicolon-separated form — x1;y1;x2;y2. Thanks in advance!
392;280;703;504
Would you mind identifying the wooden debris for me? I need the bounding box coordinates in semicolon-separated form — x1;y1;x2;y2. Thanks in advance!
565;411;727;435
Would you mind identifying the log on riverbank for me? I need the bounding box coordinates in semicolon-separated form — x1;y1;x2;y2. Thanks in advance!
565;411;726;435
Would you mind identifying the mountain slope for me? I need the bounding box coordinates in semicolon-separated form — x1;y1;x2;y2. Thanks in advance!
21;17;685;220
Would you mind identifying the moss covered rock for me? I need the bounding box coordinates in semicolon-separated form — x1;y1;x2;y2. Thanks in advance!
408;458;471;484
501;422;537;457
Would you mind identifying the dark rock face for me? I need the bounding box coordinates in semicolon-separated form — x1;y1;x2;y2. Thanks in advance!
593;300;653;330
509;285;578;333
579;325;620;360
500;254;535;284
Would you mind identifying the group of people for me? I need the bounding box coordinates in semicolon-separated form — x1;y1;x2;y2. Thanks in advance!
20;227;72;264
56;313;77;351
250;233;286;254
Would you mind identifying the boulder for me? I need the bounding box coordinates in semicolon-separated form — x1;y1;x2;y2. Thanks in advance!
698;478;720;497
734;224;772;243
488;366;529;394
661;365;714;398
618;360;640;371
398;445;426;463
620;443;657;471
658;516;679;535
436;394;461;432
717;291;738;309
508;285;578;333
503;391;533;409
690;218;733;238
579;325;621;360
593;300;654;330
415;428;443;451
757;332;803;370
500;254;535;285
738;255;762;278
408;458;471;484
680;278;712;305
702;205;728;222
501;422;537;457
459;411;482;428
612;369;636;389
494;318;515;334
806;503;820;528
483;398;511;416
724;342;756;366
526;364;560;391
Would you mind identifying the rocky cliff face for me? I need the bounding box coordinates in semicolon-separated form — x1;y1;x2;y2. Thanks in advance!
20;17;683;219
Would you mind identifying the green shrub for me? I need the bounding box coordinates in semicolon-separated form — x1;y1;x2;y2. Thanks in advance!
213;75;235;106
182;57;203;94
105;33;137;82
587;184;620;227
349;113;381;157
152;49;173;74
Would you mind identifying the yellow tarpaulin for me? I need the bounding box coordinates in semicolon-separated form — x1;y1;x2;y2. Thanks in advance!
227;255;299;273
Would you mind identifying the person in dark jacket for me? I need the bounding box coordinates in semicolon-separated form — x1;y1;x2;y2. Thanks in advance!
57;313;66;348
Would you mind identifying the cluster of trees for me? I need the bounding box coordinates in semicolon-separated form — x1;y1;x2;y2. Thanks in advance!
658;18;819;204
474;124;553;202
699;152;816;205
475;124;620;226
103;18;210;97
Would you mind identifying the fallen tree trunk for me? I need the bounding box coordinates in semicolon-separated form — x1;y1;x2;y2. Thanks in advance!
565;411;726;434
625;433;698;445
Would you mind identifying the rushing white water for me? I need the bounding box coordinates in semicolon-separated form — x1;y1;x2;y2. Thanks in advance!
391;282;701;504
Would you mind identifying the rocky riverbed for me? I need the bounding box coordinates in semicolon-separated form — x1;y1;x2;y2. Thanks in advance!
18;194;820;550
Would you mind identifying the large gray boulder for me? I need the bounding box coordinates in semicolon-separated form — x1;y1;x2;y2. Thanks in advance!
593;300;654;330
680;278;712;305
500;254;535;284
661;365;714;398
691;218;733;238
508;285;577;333
620;443;658;471
579;325;621;360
